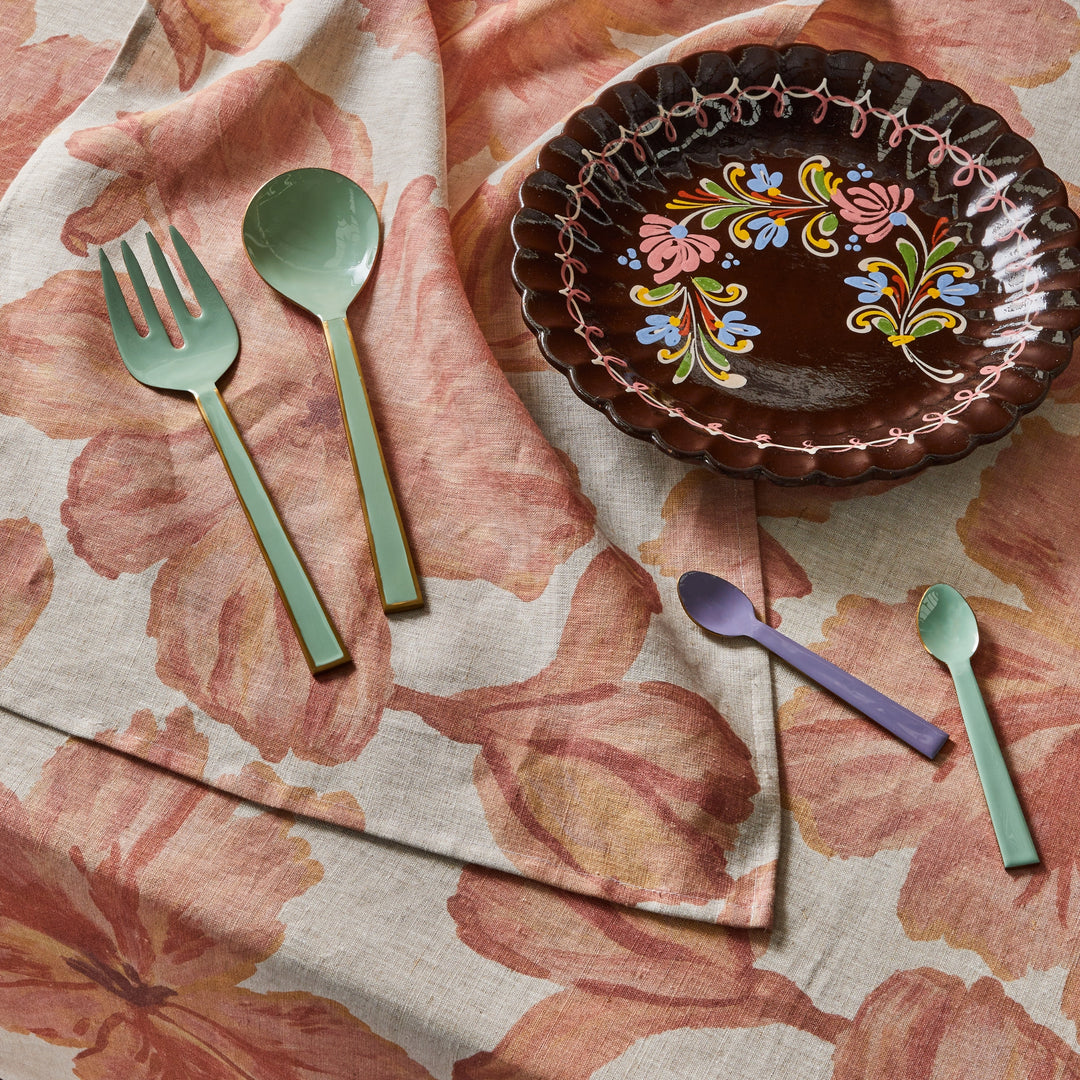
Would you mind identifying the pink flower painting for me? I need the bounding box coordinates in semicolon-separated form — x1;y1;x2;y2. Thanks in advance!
639;214;722;284
391;547;765;916
0;709;435;1079
831;183;915;243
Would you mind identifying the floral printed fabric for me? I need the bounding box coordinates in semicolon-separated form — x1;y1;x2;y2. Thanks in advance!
3;0;1080;1078
0;0;779;927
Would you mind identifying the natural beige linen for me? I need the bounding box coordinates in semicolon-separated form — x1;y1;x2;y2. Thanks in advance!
4;0;1080;1077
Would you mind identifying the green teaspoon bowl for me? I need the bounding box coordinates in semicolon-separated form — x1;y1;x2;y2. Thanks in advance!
243;168;423;612
917;583;1038;869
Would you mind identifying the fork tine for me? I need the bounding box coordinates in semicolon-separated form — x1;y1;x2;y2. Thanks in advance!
145;231;197;338
98;248;146;357
120;240;169;341
168;226;232;323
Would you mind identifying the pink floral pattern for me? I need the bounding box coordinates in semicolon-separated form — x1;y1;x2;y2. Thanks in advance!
0;517;53;669
4;1;1080;1072
150;0;292;90
450;872;1080;1079
0;709;434;1079
831;183;915;243
832;968;1080;1079
61;60;378;259
392;547;764;915
0;63;596;773
449;865;845;1079
0;1;118;199
639;214;722;284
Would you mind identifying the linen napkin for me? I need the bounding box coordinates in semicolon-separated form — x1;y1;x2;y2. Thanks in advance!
0;0;798;927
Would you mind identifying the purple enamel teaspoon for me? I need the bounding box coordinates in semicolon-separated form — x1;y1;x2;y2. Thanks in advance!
678;571;948;759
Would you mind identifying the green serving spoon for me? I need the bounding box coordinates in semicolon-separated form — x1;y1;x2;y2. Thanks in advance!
917;583;1038;868
242;168;423;612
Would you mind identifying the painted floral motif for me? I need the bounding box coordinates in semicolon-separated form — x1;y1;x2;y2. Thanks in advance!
61;60;378;258
842;212;977;382
0;709;434;1079
0;517;53;669
0;0;118;199
626;155;977;387
630;273;757;386
390;547;764;917
637;213;722;283
450;863;1080;1078
831;181;915;244
449;865;846;1079
150;0;292;91
832;968;1080;1079
666;156;843;254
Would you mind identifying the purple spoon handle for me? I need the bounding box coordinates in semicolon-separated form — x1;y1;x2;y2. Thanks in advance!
748;620;948;758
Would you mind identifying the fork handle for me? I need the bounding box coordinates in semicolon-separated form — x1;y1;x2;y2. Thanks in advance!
193;385;350;673
322;316;423;612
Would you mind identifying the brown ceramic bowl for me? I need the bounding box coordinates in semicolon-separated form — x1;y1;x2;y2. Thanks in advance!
511;44;1080;485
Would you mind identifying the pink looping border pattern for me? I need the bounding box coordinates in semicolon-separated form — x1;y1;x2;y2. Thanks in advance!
556;77;1043;457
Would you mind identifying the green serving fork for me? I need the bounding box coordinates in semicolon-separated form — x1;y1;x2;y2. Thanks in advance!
99;226;350;674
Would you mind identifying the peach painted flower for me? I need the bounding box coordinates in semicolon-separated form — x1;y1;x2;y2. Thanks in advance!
833;968;1080;1079
449;864;846;1079
0;0;118;199
831;183;915;244
0;517;53;669
62;61;378;259
151;0;291;90
0;709;434;1079
392;547;764;917
639;214;722;284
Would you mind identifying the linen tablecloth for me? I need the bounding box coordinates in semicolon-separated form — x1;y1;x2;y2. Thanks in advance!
2;0;1080;1076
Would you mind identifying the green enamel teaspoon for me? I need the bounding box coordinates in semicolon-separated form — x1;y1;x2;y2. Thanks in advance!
917;583;1038;868
242;169;423;612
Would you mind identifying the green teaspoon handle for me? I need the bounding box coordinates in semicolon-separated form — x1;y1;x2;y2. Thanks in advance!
322;317;423;612
948;656;1038;869
194;385;349;673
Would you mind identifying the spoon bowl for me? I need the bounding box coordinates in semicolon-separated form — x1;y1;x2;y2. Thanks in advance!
243;168;423;612
917;583;979;665
243;168;379;319
678;570;758;637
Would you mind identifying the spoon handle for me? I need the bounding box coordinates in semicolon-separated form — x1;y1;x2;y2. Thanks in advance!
749;622;948;758
322;316;423;612
193;385;350;673
949;660;1038;868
